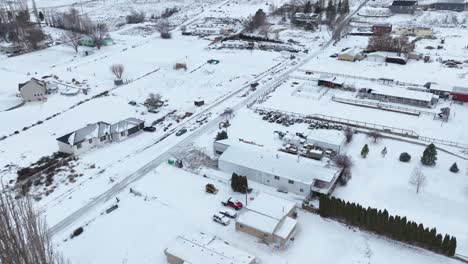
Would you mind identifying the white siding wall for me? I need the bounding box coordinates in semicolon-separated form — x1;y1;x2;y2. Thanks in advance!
305;138;344;153
218;159;310;196
57;141;74;154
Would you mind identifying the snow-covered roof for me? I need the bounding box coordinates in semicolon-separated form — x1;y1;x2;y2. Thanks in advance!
236;193;297;239
306;129;346;147
245;193;296;220
165;232;256;264
110;118;144;133
219;144;341;184
318;75;346;85
274;216;298;240
368;86;435;102
339;48;362;57
57;122;111;146
367;51;408;60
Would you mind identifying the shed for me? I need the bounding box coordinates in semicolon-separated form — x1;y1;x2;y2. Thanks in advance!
318;75;345;88
389;0;418;14
430;0;465;11
430;83;468;102
338;48;363;62
394;27;433;37
372;23;393;36
194;100;205;107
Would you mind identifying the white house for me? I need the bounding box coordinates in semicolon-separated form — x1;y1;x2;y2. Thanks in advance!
218;143;342;196
110;118;145;141
235;193;297;248
18;78;48;102
56;122;112;155
164;232;257;264
57;118;145;155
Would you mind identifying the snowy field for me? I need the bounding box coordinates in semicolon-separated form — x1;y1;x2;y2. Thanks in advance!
0;0;467;262
55;164;462;264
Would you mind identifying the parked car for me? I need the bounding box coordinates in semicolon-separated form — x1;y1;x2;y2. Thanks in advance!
148;109;159;114
219;209;237;219
143;126;156;132
176;128;187;136
128;101;137;106
221;198;243;210
213;213;231;226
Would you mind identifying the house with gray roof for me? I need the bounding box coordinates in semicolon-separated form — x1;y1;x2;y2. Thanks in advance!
56;118;144;155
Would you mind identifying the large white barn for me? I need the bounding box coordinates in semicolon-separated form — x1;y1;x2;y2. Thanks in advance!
217;142;342;196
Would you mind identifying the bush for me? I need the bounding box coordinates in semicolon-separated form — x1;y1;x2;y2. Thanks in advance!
215;131;228;141
160;32;172;39
399;152;411;162
450;162;459;173
126;11;145;24
421;143;437;166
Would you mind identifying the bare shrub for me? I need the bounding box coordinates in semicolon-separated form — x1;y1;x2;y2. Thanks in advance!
110;64;124;79
144;93;162;109
333;154;353;170
409;167;427;194
88;23;108;49
126;10;145;24
61;31;81;53
344;126;354;144
368;131;382;143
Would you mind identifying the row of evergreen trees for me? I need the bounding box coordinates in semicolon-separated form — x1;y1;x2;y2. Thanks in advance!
319;196;457;256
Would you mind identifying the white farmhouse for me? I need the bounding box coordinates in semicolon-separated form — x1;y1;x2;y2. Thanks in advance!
217;143;342;196
18;78;48;102
164;232;257;264
56;122;112;155
56;118;145;155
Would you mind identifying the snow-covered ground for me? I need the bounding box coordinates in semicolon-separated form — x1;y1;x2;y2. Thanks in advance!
1;0;467;262
55;164;462;264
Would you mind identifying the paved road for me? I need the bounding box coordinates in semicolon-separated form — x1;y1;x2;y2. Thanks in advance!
48;1;369;236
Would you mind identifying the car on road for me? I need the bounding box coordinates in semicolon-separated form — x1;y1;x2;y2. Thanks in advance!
176;128;187;136
213;213;231;226
221;198;243;211
128;101;137;106
143;126;156;132
219;209;237;219
148;109;159;114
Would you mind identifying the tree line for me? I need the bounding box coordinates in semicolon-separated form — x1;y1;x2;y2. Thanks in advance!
319;196;457;256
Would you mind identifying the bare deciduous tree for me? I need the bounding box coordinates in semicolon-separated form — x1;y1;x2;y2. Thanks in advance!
88;22;108;49
344;126;354;144
144;93;162;109
110;64;124;79
0;192;67;264
368;130;382;143
61;31;81;53
155;19;171;39
409;167;427;194
24;26;46;49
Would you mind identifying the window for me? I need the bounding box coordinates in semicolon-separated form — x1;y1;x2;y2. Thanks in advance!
100;136;107;142
121;131;125;136
215;150;223;155
89;139;93;144
300;188;304;192
274;176;280;180
288;180;294;184
76;143;82;149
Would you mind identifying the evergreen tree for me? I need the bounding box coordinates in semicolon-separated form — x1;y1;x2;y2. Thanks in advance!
421;143;437;166
449;162;459;173
337;0;342;14
361;144;369;158
304;1;313;13
342;0;350;13
448;236;457;256
442;234;451;254
215;130;228;141
231;173;239;192
326;0;336;23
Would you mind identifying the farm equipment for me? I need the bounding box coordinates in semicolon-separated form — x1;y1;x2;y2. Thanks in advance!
221;197;243;210
205;183;218;194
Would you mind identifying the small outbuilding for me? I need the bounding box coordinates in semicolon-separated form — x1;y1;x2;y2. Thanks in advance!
372;23;393;36
429;0;465;11
430;83;468;102
235;193;297;248
338;48;363;62
318;75;345;88
389;0;418;14
18;78;48;102
194;100;205;107
394;27;433;37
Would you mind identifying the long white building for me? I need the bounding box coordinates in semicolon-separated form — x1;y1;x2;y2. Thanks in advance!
217;142;342;196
